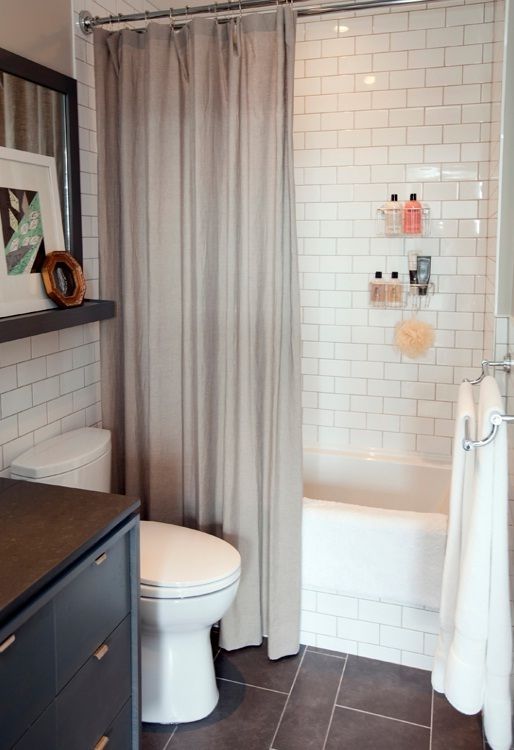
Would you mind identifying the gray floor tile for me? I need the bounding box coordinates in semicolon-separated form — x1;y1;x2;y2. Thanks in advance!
142;723;175;750
325;706;430;750
168;678;287;750
215;640;305;693
337;655;432;726
432;692;484;750
273;650;346;750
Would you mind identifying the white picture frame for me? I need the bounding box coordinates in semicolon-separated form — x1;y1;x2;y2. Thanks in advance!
0;147;65;317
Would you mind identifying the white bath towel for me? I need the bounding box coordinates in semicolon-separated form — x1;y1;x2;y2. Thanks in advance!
432;380;476;692
438;376;512;750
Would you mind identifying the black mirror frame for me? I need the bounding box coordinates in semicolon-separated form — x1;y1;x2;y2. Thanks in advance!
0;46;83;266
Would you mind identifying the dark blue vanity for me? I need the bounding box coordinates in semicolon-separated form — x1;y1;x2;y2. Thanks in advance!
0;478;140;749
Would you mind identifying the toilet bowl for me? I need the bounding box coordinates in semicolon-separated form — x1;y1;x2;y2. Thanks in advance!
10;427;241;724
140;521;240;723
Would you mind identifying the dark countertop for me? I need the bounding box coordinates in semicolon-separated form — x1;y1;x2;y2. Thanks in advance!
0;477;140;625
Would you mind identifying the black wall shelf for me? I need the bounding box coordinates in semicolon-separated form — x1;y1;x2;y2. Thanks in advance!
0;300;115;344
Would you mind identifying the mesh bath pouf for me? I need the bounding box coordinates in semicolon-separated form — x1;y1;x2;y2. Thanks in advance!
394;317;435;359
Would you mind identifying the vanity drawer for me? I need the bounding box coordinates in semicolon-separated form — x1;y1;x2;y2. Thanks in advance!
0;602;56;750
55;534;130;690
56;616;132;750
92;700;132;750
13;703;56;750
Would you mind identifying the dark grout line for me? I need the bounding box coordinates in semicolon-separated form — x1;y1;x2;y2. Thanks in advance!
335;704;431;730
268;647;307;749
217;676;290;696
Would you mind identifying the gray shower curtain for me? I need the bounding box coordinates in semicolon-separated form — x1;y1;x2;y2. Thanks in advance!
94;9;302;658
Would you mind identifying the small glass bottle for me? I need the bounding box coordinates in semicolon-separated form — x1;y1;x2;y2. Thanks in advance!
386;271;403;307
369;271;385;307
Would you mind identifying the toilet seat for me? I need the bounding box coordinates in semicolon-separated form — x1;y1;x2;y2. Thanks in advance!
140;521;241;600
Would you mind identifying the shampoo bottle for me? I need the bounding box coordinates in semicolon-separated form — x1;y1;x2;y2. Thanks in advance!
403;193;422;234
386;271;403;307
383;193;401;236
369;271;385;307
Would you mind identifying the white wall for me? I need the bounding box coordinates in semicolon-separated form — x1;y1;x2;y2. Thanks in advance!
0;0;509;474
0;2;101;476
0;0;73;76
295;0;504;460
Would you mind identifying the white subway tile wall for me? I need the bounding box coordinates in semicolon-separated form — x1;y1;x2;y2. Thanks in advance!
0;1;108;475
295;0;505;459
301;587;438;671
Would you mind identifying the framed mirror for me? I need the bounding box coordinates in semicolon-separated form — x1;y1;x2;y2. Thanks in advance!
0;46;82;267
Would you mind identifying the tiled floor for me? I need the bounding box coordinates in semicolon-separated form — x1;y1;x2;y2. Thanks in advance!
142;636;487;750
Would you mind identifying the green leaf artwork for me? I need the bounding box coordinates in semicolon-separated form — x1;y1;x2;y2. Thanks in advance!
0;187;46;275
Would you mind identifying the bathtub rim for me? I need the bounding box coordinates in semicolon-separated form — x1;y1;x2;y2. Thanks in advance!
303;446;452;471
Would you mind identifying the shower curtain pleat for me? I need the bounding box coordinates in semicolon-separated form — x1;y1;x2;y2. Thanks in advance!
94;9;303;659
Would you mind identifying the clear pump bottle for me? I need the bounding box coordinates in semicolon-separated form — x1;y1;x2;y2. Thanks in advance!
386;271;403;307
369;271;385;307
383;194;401;236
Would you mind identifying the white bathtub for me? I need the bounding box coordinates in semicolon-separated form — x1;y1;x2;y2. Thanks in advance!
302;448;451;614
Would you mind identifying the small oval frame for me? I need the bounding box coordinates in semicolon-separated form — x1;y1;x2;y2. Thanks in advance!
41;251;86;308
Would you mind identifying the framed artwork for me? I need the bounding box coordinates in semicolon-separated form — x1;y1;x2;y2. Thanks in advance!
0;146;65;317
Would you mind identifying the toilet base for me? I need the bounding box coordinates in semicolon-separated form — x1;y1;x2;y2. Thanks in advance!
141;622;219;724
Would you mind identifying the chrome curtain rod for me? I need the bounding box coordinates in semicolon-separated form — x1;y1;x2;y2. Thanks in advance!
78;0;439;34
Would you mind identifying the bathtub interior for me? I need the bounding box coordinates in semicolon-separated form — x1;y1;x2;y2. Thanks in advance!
303;448;451;514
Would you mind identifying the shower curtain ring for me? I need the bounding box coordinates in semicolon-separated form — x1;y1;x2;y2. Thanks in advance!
169;7;174;28
214;2;218;21
186;5;190;22
239;0;243;17
109;14;114;29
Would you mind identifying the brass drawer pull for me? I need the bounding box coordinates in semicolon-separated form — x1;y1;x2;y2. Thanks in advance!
94;552;108;566
93;736;109;750
94;643;109;661
0;634;15;653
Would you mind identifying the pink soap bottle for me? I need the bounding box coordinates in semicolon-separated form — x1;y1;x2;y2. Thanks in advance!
403;193;422;234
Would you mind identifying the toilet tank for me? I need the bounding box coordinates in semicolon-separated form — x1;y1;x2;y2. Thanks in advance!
10;427;111;492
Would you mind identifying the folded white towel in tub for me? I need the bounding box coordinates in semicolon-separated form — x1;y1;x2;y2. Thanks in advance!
302;498;447;611
435;376;512;750
432;380;476;692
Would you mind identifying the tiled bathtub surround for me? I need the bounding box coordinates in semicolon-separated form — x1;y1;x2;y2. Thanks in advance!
300;587;439;671
295;0;505;459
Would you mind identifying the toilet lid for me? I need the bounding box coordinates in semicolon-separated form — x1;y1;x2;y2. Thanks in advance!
140;521;241;595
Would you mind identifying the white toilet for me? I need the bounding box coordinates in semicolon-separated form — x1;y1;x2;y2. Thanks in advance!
10;427;241;725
